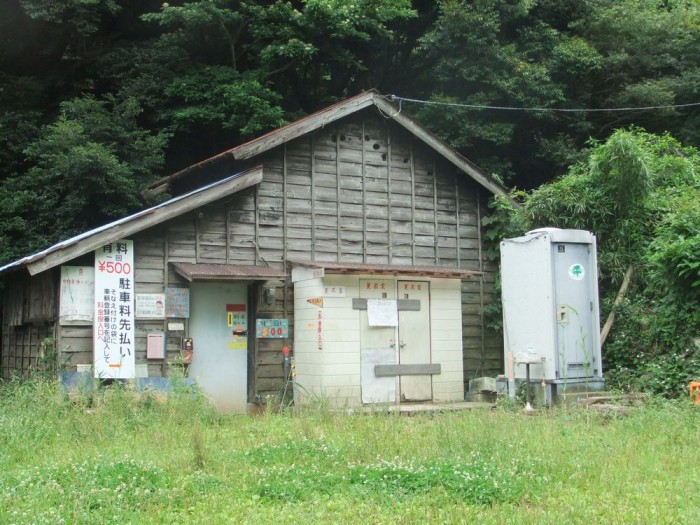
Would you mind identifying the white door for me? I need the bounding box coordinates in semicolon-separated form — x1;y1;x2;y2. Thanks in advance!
398;281;432;401
553;243;596;379
189;282;249;412
360;279;396;403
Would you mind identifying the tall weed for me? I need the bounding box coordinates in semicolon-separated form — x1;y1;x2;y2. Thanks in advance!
0;380;698;523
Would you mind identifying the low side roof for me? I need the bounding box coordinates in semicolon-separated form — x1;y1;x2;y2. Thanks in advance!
0;166;263;277
144;91;508;198
172;263;285;281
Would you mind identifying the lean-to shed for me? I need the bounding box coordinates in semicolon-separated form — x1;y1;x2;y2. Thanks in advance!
0;91;506;411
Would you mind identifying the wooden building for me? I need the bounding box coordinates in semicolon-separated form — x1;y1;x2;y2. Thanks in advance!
0;92;506;411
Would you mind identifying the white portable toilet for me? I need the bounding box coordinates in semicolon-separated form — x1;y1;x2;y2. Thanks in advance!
500;229;604;404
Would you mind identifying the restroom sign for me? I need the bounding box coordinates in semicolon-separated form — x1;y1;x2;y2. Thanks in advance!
568;263;585;281
324;286;346;297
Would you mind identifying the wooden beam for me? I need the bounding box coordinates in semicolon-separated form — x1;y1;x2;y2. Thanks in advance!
362;121;367;263
410;142;416;266
162;232;169;377
601;265;634;346
387;125;393;263
375;364;441;376
225;203;231;265
455;181;461;267
335;125;341;261
26;167;264;276
433;158;439;265
311;136;316;260
195;208;201;263
477;194;485;372
141;151;236;198
232;92;376;160
352;298;421;311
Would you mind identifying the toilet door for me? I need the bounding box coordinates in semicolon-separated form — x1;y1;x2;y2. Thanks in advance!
359;279;396;403
188;282;249;412
398;281;432;401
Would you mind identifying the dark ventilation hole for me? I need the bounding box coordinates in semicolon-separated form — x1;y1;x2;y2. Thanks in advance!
373;143;380;150
427;171;433;176
364;134;370;141
382;153;387;161
403;158;409;163
331;134;337;142
340;135;347;141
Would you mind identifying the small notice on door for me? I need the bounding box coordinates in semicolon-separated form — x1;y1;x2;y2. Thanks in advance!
367;299;398;327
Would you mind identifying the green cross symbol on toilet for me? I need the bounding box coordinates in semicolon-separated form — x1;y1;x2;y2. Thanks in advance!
568;263;585;280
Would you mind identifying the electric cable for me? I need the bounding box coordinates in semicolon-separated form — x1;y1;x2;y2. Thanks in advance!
384;94;700;113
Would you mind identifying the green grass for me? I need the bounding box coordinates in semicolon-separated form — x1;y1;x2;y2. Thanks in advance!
0;379;698;524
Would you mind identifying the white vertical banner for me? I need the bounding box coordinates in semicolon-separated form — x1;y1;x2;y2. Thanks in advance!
59;266;95;324
94;240;135;378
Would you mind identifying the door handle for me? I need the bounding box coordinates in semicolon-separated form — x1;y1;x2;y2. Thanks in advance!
399;341;406;349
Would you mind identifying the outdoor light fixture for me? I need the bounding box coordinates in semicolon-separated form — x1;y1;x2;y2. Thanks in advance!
261;281;279;308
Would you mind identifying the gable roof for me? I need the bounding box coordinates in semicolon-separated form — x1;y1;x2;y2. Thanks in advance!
0;166;263;277
144;91;508;198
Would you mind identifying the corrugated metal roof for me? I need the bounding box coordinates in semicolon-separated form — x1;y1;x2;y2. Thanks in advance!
172;263;286;281
287;258;480;278
0;166;263;276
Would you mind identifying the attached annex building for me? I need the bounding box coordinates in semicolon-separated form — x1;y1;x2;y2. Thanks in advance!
0;91;505;412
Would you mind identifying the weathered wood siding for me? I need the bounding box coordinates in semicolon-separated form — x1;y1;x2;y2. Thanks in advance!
250;112;502;386
1;271;57;379
6;108;502;395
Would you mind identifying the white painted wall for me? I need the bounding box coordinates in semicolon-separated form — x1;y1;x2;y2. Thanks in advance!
319;275;361;405
429;278;465;402
292;278;325;398
293;274;465;406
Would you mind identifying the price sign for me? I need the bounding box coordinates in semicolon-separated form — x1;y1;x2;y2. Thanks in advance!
94;240;135;379
256;319;289;338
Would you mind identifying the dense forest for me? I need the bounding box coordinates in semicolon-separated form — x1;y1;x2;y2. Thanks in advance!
2;0;699;259
1;0;698;395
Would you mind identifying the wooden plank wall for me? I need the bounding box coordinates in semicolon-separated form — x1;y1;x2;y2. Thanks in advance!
1;271;57;379
253;113;502;388
11;109;502;395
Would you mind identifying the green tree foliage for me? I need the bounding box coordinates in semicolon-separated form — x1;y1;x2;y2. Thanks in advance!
410;0;700;186
572;0;700;140
0;96;168;261
0;0;419;261
487;129;700;396
162;67;286;136
411;0;594;181
134;1;416;146
648;189;700;296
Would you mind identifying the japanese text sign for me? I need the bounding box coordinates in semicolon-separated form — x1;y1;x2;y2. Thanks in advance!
135;293;165;319
367;299;398;327
59;266;95;325
94;240;135;378
165;287;190;318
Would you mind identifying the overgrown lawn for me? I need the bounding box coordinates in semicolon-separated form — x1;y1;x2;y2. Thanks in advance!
0;380;698;524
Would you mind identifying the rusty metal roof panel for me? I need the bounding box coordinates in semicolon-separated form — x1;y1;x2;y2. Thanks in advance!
172;263;286;281
0;166;263;277
287;258;480;278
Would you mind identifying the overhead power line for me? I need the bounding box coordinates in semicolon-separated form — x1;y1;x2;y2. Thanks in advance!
385;94;700;113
